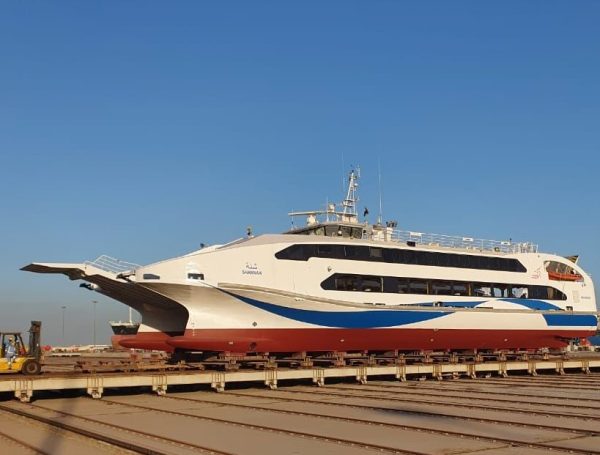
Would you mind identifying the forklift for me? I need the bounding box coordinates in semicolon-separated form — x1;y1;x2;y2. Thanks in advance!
0;321;42;375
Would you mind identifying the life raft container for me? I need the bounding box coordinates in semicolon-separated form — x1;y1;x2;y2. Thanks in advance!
547;270;583;281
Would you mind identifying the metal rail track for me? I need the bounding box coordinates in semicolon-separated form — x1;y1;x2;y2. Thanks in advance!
466;378;600;391
468;370;600;384
150;393;599;455
225;389;600;436
0;426;50;455
0;403;231;455
479;374;600;381
320;383;600;414
97;398;426;455
365;380;600;404
469;375;600;386
289;384;598;420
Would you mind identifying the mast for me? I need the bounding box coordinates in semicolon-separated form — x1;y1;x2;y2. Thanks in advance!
288;167;361;227
341;168;359;223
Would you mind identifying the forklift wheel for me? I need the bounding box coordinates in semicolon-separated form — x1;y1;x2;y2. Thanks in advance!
22;359;41;375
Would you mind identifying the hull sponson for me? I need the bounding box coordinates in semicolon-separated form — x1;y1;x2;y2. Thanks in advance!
119;331;176;352
122;287;598;352
126;328;593;352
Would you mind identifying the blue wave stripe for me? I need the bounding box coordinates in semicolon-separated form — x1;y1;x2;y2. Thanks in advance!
227;292;451;328
499;299;561;311
543;314;598;327
225;291;597;329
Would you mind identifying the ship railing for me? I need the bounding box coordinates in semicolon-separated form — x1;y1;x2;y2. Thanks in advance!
85;255;141;274
388;229;538;254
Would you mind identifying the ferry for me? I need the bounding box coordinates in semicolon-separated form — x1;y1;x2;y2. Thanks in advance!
23;170;598;354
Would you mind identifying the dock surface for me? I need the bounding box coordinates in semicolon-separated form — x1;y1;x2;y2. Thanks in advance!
1;361;600;454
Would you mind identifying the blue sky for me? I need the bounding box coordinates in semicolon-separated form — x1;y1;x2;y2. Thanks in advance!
1;2;599;345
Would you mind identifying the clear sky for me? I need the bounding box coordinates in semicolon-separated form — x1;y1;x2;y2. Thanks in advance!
1;2;599;345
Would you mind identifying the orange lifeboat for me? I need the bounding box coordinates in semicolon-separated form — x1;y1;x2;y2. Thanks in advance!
547;270;582;281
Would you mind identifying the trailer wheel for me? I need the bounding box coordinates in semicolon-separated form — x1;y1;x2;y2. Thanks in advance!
22;359;41;375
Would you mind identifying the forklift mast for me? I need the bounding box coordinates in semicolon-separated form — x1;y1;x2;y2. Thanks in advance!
28;321;41;360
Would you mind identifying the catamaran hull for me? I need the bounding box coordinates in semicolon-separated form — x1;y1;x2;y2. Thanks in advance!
120;327;594;352
119;286;598;353
22;233;598;355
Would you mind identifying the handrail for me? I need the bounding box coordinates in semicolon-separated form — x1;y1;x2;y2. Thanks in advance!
85;255;141;274
389;229;538;254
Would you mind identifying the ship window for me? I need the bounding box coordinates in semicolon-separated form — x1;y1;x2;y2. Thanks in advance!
431;281;452;295
468;256;479;268
528;285;545;299
333;275;356;291
452;282;469;296
369;247;383;260
360;276;383;292
402;250;417;264
143;273;160;280
344;245;368;260
325;226;339;237
321;274;567;300
409;280;428;294
340;226;353;238
352;227;363;239
275;244;526;272
317;244;334;256
510;286;528;299
528;285;567;301
188;273;204;280
332;275;383;292
491;284;509;298
473;283;491;297
458;254;470;268
478;257;490;270
396;278;410;294
545;261;571;274
275;244;305;260
382;248;397;262
436;253;449;267
420;251;435;266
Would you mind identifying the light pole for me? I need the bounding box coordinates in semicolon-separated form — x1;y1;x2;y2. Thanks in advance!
92;300;98;346
61;306;66;345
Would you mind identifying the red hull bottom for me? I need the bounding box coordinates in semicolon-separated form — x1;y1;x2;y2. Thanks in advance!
110;335;138;351
119;331;176;352
119;328;594;353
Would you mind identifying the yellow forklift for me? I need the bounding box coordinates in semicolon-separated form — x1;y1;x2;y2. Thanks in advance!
0;321;42;375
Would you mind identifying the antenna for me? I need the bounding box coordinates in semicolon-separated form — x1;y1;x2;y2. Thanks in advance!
377;158;383;225
341;152;346;194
